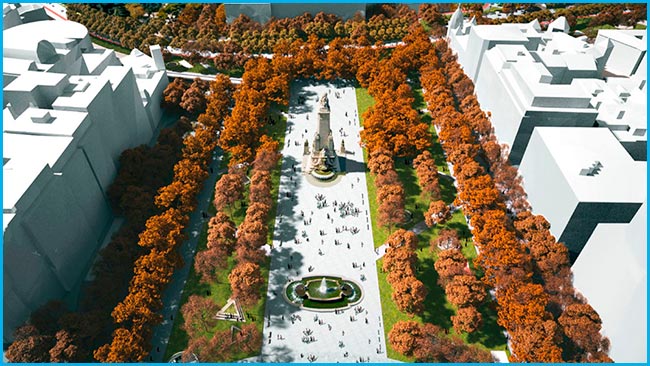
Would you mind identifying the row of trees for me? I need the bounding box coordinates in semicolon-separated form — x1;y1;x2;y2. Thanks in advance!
93;74;234;362
420;39;611;362
388;321;493;362
4;116;193;362
358;26;496;362
367;149;406;232
381;230;427;315
218;57;288;165
483;3;646;31
66;4;418;58
182;55;286;360
357;28;432;157
439;39;611;361
412;150;453;230
434;248;485;334
229;138;280;306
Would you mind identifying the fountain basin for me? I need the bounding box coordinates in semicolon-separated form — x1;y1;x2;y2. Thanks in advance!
310;168;336;181
284;275;363;311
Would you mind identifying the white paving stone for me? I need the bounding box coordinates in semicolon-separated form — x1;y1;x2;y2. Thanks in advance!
259;81;392;363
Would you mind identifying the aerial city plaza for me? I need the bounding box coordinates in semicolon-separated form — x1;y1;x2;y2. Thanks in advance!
2;2;646;363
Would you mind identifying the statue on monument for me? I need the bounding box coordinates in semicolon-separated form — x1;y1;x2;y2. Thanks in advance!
319;93;330;110
302;92;341;179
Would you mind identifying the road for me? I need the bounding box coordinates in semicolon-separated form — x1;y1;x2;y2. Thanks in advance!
166;70;242;84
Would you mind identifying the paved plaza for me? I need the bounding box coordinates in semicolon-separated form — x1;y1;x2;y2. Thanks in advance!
258;82;393;363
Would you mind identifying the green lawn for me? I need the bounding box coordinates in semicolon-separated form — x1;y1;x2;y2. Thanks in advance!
355;86;506;360
355;87;375;127
356;87;453;249
164;108;286;362
217;67;245;78
90;36;131;54
185;63;221;75
376;209;507;361
263;109;288;243
412;88;427;112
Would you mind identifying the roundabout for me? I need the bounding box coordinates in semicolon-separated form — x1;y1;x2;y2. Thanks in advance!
284;275;363;311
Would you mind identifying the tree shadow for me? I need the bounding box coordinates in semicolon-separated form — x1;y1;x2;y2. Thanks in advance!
394;157;424;222
417;257;454;328
446;221;471;240
467;301;507;349
289;81;319;115
265;247;304;330
273;155;301;244
260;344;296;362
439;176;457;205
429;128;449;174
344;154;368;174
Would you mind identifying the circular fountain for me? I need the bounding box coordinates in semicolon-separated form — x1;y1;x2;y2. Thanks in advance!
284;275;363;311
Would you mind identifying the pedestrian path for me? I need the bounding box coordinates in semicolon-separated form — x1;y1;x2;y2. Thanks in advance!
148;151;224;362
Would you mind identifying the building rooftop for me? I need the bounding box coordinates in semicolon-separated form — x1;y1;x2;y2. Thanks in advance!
4;70;67;92
598;29;647;51
472;24;529;42
3;132;74;211
3;107;89;138
3;20;88;59
533;127;646;203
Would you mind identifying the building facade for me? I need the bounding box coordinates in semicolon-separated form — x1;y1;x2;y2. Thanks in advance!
2;4;169;342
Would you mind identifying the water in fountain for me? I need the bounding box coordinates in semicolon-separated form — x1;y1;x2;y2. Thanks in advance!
318;277;328;294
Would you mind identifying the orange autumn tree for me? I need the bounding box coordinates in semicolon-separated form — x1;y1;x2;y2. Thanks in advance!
228;262;264;307
452;306;482;334
392;277;427;315
180;78;209;115
198;74;234;131
434;249;467;286
367;149;395;176
181;296;219;338
424;200;450;227
558;303;612;362
137;208;187;252
93;327;147;362
444;275;486;308
213;173;245;214
388;320;422;356
496;281;563;362
413;150;440;200
322;37;356;80
377;184;406;231
161;78;187;111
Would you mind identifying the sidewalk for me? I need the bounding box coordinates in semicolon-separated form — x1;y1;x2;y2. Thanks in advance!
148;148;224;362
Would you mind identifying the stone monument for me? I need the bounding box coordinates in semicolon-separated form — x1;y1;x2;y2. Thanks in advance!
303;93;340;179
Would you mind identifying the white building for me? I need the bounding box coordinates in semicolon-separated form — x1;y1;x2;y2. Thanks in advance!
448;10;647;362
520;127;646;363
572;201;646;362
519;127;645;262
2;4;169;342
447;8;646;165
